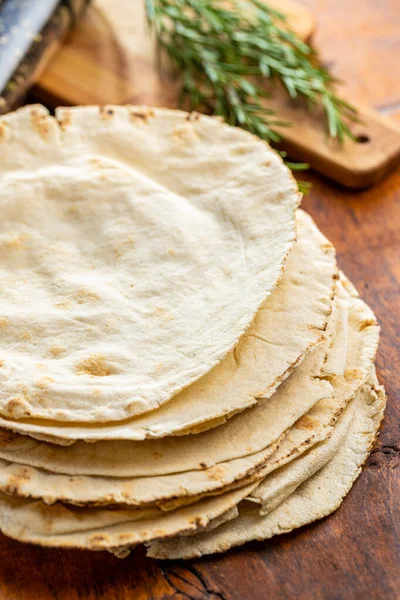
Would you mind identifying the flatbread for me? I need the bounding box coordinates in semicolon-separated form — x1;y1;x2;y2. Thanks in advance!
320;293;348;376
147;376;386;559
156;275;370;512
0;437;281;508
0;480;257;552
247;271;379;490
0;104;298;424
0;270;379;509
0;344;330;500
0;209;336;442
250;390;357;515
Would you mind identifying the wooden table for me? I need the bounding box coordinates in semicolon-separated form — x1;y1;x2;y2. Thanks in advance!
1;1;399;598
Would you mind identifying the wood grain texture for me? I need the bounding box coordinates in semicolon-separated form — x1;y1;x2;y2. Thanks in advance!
31;0;400;187
1;1;399;599
270;92;400;188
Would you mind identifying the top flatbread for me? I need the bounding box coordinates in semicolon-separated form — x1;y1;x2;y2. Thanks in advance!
0;104;298;423
0;210;335;441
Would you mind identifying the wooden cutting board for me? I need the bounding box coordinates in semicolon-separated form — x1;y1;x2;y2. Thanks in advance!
31;0;400;188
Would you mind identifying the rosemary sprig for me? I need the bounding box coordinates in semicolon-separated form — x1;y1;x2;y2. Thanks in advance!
146;0;357;189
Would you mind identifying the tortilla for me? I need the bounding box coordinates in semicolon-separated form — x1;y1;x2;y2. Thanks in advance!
133;279;380;531
0;342;330;502
0;481;257;552
0;104;298;424
0;438;281;508
110;504;241;557
320;293;348;376
248;270;379;489
0;284;383;556
0;268;379;510
0;209;336;442
147;376;386;559
250;390;357;515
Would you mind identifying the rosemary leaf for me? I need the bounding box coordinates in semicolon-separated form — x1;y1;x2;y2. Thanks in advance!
146;0;358;189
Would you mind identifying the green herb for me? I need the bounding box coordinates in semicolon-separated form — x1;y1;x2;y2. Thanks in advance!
146;0;357;189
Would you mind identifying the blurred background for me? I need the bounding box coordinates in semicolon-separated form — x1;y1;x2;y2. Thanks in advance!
1;0;400;189
0;1;399;118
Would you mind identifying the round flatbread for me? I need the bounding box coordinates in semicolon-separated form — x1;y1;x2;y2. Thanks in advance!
0;481;257;552
0;209;335;441
147;375;386;559
0;270;379;510
0;104;298;424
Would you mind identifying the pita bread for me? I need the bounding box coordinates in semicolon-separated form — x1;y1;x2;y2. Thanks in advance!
0;104;298;424
320;293;348;376
0;343;330;502
250;391;357;515
0;437;281;508
250;271;379;486
147;375;386;559
0;268;379;510
0;480;257;552
153;272;380;513
0;209;336;442
0;290;384;555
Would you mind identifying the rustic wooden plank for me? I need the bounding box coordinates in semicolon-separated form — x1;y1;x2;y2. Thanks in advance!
0;1;399;598
268;90;400;188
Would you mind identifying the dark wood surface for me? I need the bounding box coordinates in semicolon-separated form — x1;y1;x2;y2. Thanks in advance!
1;1;399;598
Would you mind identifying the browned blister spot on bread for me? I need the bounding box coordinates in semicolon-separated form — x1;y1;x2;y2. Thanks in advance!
129;107;154;123
49;346;65;358
75;354;117;377
36;377;55;390
0;318;9;331
30;108;52;140
20;331;33;342
55;300;72;310
114;533;132;544
73;289;100;304
186;112;200;122
0;122;6;141
359;318;376;332
2;233;29;250
99;106;115;120
3;467;31;496
345;368;363;381
89;533;110;549
188;516;204;527
173;122;199;141
4;396;31;418
206;465;226;481
296;414;319;430
57;109;72;130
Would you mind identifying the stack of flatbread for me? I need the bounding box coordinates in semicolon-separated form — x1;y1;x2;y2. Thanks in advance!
0;104;385;560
